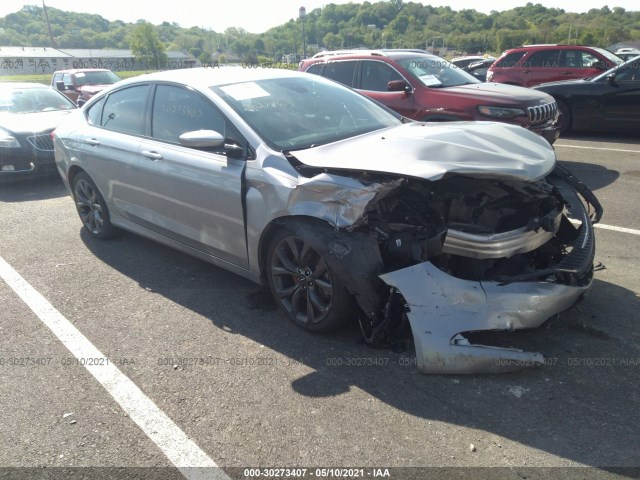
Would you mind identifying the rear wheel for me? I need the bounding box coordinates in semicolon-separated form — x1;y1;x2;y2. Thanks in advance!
72;172;118;239
267;228;353;332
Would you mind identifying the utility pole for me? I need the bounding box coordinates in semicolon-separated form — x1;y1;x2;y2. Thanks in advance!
299;6;307;59
42;1;57;48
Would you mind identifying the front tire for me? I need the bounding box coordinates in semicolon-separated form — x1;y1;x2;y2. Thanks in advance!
72;172;118;239
267;228;353;333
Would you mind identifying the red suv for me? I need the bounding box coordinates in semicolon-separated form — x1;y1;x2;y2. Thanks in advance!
51;69;121;106
487;44;622;88
299;50;560;144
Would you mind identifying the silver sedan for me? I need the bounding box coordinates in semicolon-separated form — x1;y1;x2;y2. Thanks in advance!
53;67;602;374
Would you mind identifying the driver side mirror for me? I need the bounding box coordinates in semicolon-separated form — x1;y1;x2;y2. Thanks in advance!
55;80;66;91
592;61;607;71
606;73;617;84
387;80;412;94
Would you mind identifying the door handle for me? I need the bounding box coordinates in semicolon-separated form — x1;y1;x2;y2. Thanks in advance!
141;150;163;161
84;138;100;146
522;70;531;74
561;71;572;75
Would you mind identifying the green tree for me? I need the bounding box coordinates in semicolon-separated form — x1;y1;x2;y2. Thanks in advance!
129;21;167;68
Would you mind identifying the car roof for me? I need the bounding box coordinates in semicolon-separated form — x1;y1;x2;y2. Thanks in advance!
53;68;113;74
306;50;443;63
0;82;52;90
115;66;307;89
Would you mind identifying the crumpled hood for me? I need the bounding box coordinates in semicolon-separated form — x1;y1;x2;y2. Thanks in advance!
0;110;73;134
292;121;556;182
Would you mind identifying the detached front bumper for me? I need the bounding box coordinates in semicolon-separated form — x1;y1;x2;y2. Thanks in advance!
379;164;600;374
381;262;590;374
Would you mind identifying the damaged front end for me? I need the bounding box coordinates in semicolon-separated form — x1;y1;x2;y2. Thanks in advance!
285;157;602;374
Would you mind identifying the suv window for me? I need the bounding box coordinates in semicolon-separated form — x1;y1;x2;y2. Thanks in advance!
525;50;560;68
305;63;324;75
324;61;357;87
151;85;225;144
560;50;598;68
494;51;526;68
100;85;150;135
360;61;403;92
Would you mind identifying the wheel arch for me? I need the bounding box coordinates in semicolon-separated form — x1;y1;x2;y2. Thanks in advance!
258;215;387;319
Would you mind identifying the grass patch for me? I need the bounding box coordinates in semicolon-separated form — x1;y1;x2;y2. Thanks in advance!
0;70;155;85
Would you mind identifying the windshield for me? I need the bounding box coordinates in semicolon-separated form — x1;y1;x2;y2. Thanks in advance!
75;71;121;86
0;87;76;113
396;56;481;88
212;76;402;151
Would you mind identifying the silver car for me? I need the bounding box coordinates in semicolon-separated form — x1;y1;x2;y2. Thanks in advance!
53;67;602;374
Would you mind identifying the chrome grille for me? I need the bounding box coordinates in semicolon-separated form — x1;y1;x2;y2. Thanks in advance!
26;133;54;151
527;101;558;126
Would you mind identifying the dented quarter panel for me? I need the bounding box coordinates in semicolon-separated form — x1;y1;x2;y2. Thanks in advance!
292;122;556;182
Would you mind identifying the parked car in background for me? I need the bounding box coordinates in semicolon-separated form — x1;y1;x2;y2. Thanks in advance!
451;56;496;81
487;44;622;87
614;48;640;62
533;56;640;133
53;67;601;374
51;68;121;106
0;83;76;180
299;50;559;144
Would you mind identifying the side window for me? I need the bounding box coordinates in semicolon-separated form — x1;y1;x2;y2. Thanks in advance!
494;51;526;68
580;52;599;68
360;61;403;92
323;61;357;87
526;50;560;68
86;96;107;125
305;63;324;75
151;84;225;144
561;50;582;68
614;66;640;81
101;85;150;135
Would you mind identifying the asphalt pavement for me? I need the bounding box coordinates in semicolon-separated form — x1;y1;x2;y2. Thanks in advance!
1;132;639;480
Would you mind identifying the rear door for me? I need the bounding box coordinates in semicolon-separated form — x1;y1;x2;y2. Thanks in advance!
80;84;151;220
520;49;562;87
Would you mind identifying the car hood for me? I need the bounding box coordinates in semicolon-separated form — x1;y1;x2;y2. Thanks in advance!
444;82;553;104
534;78;592;90
291;122;556;182
0;110;74;134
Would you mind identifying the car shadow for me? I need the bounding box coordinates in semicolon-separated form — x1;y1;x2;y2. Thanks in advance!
557;160;620;191
559;131;640;146
80;230;639;472
0;175;66;202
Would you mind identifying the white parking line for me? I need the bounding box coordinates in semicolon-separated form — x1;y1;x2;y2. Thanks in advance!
555;144;640;154
0;255;229;480
593;223;640;236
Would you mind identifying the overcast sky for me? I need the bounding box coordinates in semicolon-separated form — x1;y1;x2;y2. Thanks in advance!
0;0;638;33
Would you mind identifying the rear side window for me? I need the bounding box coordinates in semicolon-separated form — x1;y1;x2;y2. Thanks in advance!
494;51;526;68
305;63;324;75
323;61;357;87
525;50;561;68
